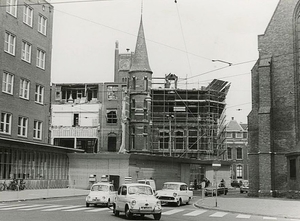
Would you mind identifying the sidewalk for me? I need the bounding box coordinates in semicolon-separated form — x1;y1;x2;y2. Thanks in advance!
1;188;300;219
195;193;300;219
0;188;89;202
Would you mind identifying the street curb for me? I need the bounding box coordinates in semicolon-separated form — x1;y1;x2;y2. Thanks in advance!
0;194;87;203
193;199;298;220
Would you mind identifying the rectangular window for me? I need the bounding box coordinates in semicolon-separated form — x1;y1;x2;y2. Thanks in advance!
237;147;243;160
73;113;79;127
35;85;44;104
6;0;18;17
4;32;16;55
38;14;47;35
227;148;232;159
18;116;28;137
107;110;117;124
22;41;32;63
23;5;33;26
144;77;148;91
107;85;118;100
290;159;296;179
0;112;12;134
33;120;42;139
236;132;242;138
2;72;14;94
19;79;30;99
236;165;243;179
226;132;232;138
36;49;46;69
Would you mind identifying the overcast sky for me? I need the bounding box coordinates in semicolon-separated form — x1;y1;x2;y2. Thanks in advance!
49;0;280;124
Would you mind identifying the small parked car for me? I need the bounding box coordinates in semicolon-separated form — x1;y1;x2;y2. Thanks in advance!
205;183;228;196
113;183;162;220
155;182;193;206
240;180;249;193
85;182;116;207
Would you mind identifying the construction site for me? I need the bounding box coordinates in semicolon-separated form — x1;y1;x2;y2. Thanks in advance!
149;73;231;160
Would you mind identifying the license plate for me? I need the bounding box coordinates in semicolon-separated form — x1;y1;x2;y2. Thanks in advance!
141;206;152;210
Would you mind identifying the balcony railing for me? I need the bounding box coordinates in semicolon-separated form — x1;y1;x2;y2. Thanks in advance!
51;127;98;138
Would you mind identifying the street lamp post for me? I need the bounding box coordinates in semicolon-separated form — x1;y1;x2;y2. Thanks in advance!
166;114;174;156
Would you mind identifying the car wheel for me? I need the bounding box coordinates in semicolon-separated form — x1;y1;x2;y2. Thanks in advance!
153;213;161;220
240;190;243;193
107;199;110;207
140;214;145;218
86;202;90;207
186;197;190;205
125;206;133;219
113;204;119;216
176;198;182;207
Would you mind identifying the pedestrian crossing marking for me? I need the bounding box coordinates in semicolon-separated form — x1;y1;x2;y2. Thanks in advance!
263;217;277;220
42;205;82;211
85;207;110;212
0;204;47;210
162;209;185;215
20;205;62;211
237;214;251;219
209;211;228;217
0;204;26;209
63;207;91;212
183;209;207;216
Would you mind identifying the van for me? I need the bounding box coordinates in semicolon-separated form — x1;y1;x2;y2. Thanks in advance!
137;179;156;192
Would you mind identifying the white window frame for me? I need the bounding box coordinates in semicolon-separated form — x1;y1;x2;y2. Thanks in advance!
6;0;18;17
236;132;243;138
38;14;47;35
23;4;33;27
33;120;42;140
4;32;16;55
2;72;14;95
22;41;32;63
18;116;28;137
236;165;243;179
19;79;30;99
0;112;12;135
35;85;44;104
236;147;243;160
36;49;46;69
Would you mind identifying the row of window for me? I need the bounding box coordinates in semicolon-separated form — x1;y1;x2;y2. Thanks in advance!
2;72;45;104
0;112;43;139
6;0;48;35
5;31;46;69
227;147;243;160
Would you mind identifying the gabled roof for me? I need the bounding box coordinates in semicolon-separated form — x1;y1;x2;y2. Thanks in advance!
226;118;244;132
129;17;152;73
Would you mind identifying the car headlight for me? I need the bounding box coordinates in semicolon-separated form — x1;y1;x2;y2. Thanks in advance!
102;196;106;200
173;193;177;197
131;200;136;206
156;200;161;206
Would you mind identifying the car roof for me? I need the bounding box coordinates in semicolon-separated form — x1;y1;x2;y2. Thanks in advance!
121;183;152;187
92;182;112;186
163;182;187;185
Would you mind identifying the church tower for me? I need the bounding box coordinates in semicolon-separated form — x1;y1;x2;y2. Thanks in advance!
128;16;153;152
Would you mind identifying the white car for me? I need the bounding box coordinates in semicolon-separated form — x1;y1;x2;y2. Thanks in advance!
155;182;193;206
113;183;162;220
86;182;116;207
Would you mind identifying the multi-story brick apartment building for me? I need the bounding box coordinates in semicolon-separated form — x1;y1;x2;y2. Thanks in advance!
0;0;80;189
224;117;248;182
249;0;300;198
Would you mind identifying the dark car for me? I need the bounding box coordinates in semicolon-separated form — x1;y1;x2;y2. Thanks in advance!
205;183;228;196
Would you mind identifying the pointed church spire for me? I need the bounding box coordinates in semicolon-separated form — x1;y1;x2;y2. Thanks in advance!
129;16;152;73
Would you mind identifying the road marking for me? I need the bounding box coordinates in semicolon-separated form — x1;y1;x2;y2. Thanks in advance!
85;207;110;212
63;207;91;211
263;217;277;220
209;211;228;217
20;205;62;211
183;209;207;216
42;205;82;211
0;204;47;210
0;204;27;209
162;209;185;215
237;214;251;219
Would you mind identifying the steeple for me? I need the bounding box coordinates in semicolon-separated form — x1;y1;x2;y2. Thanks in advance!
129;16;152;73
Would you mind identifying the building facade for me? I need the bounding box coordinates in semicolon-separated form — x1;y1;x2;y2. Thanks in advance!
224;117;248;182
249;0;300;198
0;0;80;188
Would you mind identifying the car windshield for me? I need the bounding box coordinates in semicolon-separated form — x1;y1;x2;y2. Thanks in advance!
91;185;109;191
128;186;153;195
162;184;179;190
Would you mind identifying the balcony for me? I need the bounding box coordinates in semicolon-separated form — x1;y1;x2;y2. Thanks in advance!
51;127;98;138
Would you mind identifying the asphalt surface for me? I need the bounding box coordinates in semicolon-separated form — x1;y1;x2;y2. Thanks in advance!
0;187;300;219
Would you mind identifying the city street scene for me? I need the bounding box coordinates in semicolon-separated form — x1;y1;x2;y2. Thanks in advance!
1;0;300;220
